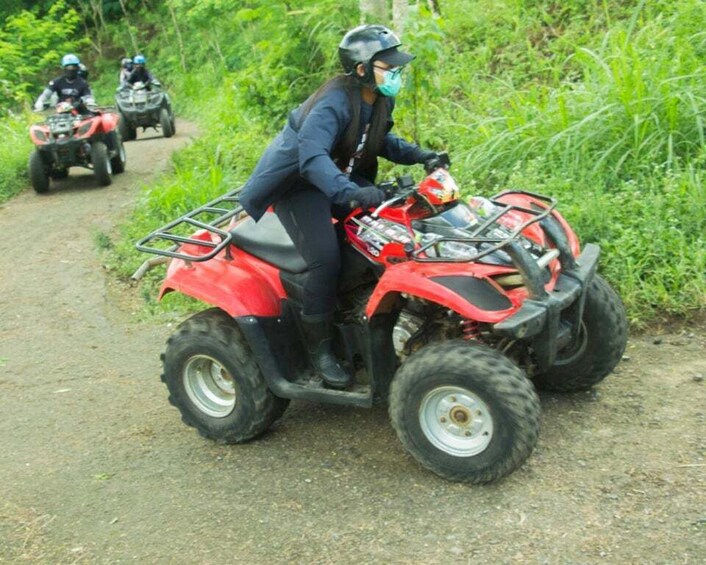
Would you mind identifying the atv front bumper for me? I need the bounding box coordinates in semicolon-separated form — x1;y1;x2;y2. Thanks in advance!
38;139;88;168
493;243;600;370
119;105;162;127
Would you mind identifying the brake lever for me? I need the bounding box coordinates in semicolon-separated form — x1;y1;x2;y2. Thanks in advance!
371;190;414;218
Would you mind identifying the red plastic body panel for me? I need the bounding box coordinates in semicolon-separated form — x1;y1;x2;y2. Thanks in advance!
159;244;287;317
494;192;580;256
365;260;539;323
74;116;100;139
28;110;119;146
99;112;118;134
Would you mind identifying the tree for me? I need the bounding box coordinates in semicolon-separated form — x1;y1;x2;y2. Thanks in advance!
0;1;87;110
360;0;388;22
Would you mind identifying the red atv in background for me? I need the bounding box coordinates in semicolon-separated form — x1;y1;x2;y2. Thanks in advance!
135;156;627;484
28;100;126;193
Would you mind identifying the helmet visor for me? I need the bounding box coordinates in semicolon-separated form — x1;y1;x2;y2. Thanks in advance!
374;47;414;67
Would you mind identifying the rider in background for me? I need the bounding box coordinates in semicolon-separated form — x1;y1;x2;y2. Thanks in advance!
126;54;158;89
34;54;95;111
119;57;133;85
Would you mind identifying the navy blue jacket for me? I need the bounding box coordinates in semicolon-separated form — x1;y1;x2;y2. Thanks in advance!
239;85;428;221
127;68;155;85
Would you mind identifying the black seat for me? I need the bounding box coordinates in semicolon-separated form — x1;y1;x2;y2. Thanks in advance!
230;213;308;273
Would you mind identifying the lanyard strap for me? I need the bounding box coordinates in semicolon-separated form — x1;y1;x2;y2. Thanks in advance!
343;123;371;176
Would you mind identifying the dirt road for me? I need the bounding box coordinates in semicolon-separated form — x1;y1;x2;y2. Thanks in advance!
1;123;704;564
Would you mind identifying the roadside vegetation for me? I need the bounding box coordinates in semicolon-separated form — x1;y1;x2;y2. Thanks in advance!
1;0;704;326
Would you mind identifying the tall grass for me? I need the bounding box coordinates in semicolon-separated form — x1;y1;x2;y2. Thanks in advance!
398;0;706;324
0;112;33;203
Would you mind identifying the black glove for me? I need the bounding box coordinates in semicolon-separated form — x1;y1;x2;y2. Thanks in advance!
348;186;385;210
421;151;451;174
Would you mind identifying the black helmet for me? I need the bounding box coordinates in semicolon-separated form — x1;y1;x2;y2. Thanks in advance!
339;24;414;84
78;63;89;80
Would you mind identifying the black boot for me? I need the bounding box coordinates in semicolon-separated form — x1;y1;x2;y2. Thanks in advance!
301;313;352;390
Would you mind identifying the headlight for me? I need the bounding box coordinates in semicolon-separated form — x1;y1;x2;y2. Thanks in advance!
31;128;48;142
76;122;93;136
418;233;479;260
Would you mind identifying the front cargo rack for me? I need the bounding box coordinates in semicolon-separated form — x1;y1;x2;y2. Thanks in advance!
412;190;558;264
135;188;244;262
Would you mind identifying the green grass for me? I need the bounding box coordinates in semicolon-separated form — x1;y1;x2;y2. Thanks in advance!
0;112;33;202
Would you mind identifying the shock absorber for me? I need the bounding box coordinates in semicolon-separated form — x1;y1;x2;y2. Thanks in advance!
461;319;481;341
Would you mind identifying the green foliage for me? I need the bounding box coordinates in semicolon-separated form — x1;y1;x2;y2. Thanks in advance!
0;1;88;110
395;4;445;145
0;112;33;202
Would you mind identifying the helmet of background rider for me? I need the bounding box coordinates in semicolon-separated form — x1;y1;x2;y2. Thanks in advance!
61;53;81;80
338;25;413;88
78;63;89;80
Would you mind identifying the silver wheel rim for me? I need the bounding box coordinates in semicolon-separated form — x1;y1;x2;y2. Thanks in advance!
183;355;236;418
419;386;493;457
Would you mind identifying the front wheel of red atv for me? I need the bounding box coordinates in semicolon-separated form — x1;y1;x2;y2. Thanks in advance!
533;274;627;392
389;340;540;484
29;150;49;194
161;308;289;443
91;141;112;186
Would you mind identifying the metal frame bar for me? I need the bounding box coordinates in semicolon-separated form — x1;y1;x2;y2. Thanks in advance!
412;190;557;264
135;189;244;262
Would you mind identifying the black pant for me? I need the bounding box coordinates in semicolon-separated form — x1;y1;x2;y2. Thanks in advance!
275;187;340;316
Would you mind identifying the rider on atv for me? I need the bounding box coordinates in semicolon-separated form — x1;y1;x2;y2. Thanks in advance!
238;24;445;390
34;54;96;112
125;54;159;89
119;57;133;85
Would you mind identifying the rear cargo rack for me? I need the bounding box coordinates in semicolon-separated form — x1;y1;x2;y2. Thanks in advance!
135;189;244;262
412;190;558;264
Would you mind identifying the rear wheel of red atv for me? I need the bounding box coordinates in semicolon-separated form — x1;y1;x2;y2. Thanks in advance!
389;340;540;484
91;141;112;186
533;274;627;392
161;308;289;443
160;108;174;138
29;150;49;194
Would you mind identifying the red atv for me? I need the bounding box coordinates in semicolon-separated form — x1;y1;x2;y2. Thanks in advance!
28;101;126;193
136;157;627;484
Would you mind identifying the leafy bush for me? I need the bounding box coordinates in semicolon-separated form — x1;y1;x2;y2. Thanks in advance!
0;1;87;110
0;112;32;201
